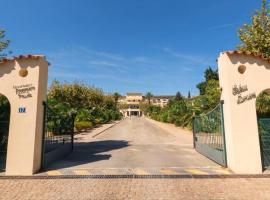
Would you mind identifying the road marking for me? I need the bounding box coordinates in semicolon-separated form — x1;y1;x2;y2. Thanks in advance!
73;170;90;175
132;168;149;175
160;169;179;175
47;170;62;176
129;148;140;152
214;169;231;174
185;169;208;175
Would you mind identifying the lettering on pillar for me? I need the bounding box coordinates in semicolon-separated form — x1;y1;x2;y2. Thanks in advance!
232;84;256;104
13;84;35;99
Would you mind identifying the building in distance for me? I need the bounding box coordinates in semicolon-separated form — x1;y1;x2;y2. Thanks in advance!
119;93;174;117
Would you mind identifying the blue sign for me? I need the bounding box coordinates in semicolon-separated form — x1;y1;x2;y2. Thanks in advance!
18;107;26;113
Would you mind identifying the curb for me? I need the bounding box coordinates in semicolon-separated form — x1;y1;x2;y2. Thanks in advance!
1;174;270;180
92;120;123;138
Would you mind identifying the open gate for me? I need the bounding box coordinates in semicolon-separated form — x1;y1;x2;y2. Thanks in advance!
41;101;75;168
193;101;227;167
258;118;270;170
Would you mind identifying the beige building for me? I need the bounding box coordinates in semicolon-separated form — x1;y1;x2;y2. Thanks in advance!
119;93;143;117
119;93;173;117
151;95;174;107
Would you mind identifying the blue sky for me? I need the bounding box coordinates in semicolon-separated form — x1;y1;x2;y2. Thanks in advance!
0;0;261;95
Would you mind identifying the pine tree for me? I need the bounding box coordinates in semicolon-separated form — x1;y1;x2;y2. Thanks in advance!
145;92;153;105
188;91;191;99
175;91;184;101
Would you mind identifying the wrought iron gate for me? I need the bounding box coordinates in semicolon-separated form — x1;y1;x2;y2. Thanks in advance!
258;118;270;169
193;101;227;167
0;121;9;171
42;102;75;168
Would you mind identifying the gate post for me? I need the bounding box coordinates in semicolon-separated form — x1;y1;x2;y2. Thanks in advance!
218;52;264;174
220;100;227;167
41;101;47;169
71;114;76;151
1;55;49;175
192;117;196;149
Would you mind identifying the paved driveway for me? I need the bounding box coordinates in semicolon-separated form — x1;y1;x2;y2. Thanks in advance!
43;117;227;175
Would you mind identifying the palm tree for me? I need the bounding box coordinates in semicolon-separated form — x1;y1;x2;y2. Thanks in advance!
113;92;121;107
145;92;153;105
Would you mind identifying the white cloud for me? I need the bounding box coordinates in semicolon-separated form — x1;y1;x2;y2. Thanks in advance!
89;60;122;68
163;47;215;67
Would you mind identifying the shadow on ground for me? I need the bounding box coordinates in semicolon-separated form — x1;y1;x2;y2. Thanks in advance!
43;140;130;170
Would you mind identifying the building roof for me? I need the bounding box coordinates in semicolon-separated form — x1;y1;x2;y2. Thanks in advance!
152;95;174;99
0;54;49;65
126;92;142;96
223;50;270;63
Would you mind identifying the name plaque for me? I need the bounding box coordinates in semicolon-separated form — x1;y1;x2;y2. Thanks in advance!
232;85;256;104
13;84;35;99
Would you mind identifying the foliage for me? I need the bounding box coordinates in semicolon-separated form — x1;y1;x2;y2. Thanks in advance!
0;95;10;149
145;67;221;130
0;29;10;58
237;0;270;117
47;81;122;133
188;91;191;99
145;93;194;129
145;92;153;105
113;92;121;107
257;92;270;116
196;67;219;95
46;99;75;135
237;0;270;58
174;91;184;101
0;95;10;121
48;80;104;110
75;121;94;132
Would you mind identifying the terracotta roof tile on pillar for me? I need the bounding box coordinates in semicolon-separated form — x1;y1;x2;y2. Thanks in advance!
224;50;270;63
0;55;47;65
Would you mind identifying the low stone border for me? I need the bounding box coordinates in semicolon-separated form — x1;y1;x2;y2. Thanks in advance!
1;174;270;180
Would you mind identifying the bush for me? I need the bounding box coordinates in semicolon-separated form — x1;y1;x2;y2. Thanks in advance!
46;81;123;131
174;118;182;127
75;121;93;132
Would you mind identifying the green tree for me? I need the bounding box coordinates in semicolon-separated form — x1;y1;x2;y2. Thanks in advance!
145;92;153;105
113;92;121;107
175;91;184;101
188;91;191;99
0;29;10;58
237;0;270;58
47;81;122;132
256;92;270;116
204;67;219;81
197;67;219;95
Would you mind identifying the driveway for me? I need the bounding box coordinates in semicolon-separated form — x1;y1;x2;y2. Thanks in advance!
42;117;228;175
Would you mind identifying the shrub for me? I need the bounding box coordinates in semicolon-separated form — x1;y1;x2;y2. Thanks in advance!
75;121;93;132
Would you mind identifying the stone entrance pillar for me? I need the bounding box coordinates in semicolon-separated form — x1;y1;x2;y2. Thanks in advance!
0;55;49;175
218;51;270;174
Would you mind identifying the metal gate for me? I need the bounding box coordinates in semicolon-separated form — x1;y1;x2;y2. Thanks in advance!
0;121;9;171
193;101;227;167
258;118;270;169
41;102;75;168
